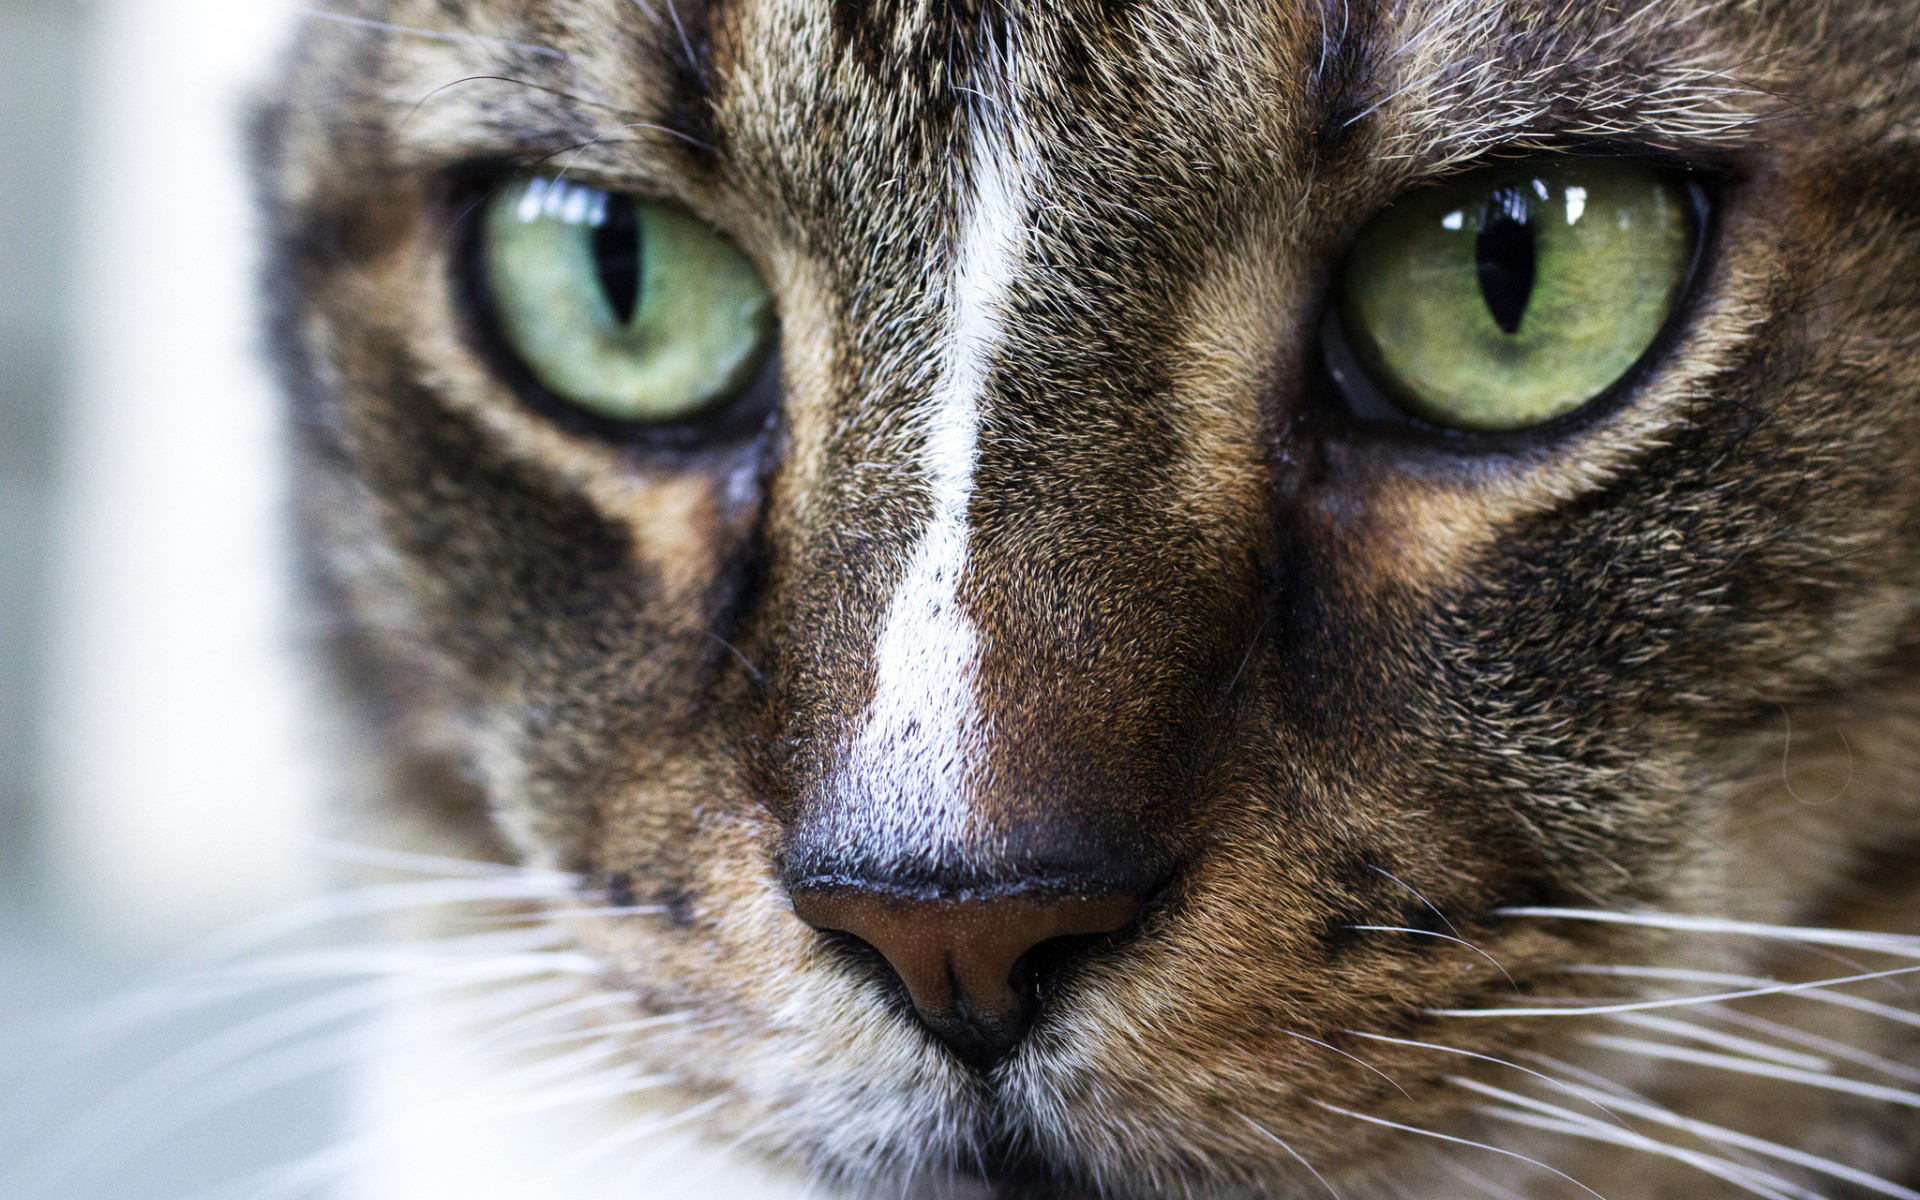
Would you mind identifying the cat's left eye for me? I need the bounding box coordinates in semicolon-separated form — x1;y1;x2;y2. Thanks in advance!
478;177;776;429
1327;160;1704;434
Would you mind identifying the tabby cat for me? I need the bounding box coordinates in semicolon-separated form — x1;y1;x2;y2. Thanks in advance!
254;0;1920;1195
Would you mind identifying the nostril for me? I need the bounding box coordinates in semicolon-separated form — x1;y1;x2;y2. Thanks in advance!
791;886;1144;1068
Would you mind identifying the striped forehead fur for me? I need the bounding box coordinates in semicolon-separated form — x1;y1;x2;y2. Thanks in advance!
350;0;1795;169
831;36;1035;867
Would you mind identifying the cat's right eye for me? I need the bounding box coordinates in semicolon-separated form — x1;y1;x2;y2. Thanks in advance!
1327;159;1703;434
477;177;776;429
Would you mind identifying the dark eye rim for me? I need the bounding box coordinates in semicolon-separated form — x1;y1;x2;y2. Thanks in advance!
1319;162;1718;449
445;169;782;455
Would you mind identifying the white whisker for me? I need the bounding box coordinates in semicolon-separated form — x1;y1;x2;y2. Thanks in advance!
553;1093;728;1182
200;938;596;988
1344;925;1519;989
309;838;578;883
1459;1067;1804;1190
1430;1151;1538;1200
477;989;637;1047
458;904;669;929
1280;1029;1412;1099
160;876;578;973
1470;1069;1920;1200
1368;865;1465;940
1233;1111;1344;1200
521;1033;651;1081
1471;1104;1812;1200
13;922;580;1054
1344;1030;1630;1128
1432;962;1920;1018
1585;1034;1920;1109
1562;965;1920;1029
6;982;406;1199
1460;1077;1814;1199
1703;1008;1920;1085
507;1011;697;1052
1312;1099;1610;1200
1;969;577;1200
118;980;583;1185
1497;908;1920;960
1513;1051;1646;1103
108;945;593;1022
505;1066;679;1113
189;1067;678;1200
1608;1013;1831;1072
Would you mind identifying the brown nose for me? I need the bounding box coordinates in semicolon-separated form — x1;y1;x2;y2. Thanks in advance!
791;887;1144;1067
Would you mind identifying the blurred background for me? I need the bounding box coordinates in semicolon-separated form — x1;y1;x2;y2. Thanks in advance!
3;1;352;1194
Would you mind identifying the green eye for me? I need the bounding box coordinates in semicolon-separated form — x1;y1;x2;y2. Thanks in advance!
481;177;776;426
1332;161;1699;433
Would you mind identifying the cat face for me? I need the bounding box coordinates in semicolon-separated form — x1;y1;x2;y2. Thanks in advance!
258;0;1920;1195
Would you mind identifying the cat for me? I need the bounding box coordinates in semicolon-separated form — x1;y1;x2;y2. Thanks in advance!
253;0;1920;1196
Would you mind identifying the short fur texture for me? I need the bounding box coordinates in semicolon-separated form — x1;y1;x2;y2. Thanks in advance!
256;0;1920;1195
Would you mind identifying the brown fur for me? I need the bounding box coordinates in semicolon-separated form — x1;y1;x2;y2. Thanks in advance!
257;0;1920;1195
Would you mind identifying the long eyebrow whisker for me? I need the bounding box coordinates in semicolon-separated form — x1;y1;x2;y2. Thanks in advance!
399;75;645;132
539;121;718;184
663;0;704;81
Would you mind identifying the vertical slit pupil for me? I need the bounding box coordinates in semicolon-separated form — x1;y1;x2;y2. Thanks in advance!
1475;186;1536;335
592;197;643;327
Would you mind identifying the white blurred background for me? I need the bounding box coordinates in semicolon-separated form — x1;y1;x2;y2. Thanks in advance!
3;1;349;1194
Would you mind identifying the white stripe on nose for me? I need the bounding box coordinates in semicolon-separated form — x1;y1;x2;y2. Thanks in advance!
836;61;1033;855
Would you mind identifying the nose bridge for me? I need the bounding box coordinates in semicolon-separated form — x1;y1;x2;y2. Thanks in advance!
771;72;1267;892
778;341;1257;894
960;399;1250;855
